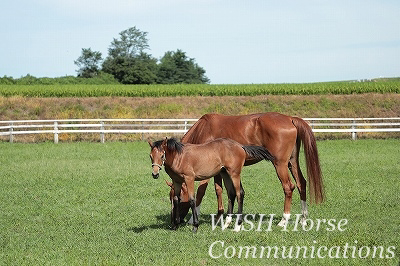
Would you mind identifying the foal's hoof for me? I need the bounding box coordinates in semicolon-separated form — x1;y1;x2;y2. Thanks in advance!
277;218;288;227
233;224;242;232
300;218;307;227
192;226;198;233
170;225;178;231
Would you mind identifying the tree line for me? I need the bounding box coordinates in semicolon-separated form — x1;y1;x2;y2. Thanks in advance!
1;26;210;85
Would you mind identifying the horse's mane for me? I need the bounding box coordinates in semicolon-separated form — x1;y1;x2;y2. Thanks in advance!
153;138;184;154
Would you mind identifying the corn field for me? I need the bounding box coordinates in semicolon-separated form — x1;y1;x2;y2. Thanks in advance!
0;81;399;97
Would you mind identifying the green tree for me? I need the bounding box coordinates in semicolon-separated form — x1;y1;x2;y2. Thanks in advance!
74;48;103;78
108;27;150;58
157;49;210;84
102;53;157;84
0;75;15;84
103;27;158;84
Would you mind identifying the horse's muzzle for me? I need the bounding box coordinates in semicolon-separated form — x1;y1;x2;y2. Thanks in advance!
152;173;159;179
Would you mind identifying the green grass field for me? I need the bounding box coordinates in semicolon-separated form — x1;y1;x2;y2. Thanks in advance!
0;139;399;265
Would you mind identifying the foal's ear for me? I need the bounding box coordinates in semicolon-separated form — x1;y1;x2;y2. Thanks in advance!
147;138;153;147
161;137;168;147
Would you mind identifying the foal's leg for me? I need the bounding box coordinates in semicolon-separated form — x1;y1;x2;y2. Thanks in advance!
188;175;224;225
220;171;236;230
188;179;209;224
184;177;199;233
172;182;182;230
289;141;308;225
230;173;245;232
214;174;225;218
275;162;296;227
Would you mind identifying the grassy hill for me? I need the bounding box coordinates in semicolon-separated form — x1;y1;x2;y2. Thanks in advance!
0;94;399;121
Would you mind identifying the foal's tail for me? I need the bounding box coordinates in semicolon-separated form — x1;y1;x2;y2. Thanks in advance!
292;117;325;204
242;145;275;162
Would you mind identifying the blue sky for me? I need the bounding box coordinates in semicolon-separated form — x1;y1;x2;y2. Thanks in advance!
1;0;399;84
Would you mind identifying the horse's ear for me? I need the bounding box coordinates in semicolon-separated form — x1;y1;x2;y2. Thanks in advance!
161;137;168;147
147;138;153;147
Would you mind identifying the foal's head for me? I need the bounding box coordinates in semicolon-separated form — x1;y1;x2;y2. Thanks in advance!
148;139;166;179
148;137;184;179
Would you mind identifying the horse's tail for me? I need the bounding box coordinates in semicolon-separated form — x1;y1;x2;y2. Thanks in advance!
292;117;324;204
242;145;275;162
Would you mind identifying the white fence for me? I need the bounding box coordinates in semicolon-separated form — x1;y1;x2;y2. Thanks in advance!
0;118;399;143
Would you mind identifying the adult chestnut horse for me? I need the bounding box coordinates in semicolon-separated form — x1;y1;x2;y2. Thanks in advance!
149;137;274;232
180;112;324;227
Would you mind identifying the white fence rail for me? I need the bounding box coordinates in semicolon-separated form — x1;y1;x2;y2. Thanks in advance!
0;118;399;143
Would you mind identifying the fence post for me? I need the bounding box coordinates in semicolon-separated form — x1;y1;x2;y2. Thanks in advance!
351;119;357;140
9;122;13;143
141;121;144;141
100;121;105;143
54;121;59;144
184;120;188;131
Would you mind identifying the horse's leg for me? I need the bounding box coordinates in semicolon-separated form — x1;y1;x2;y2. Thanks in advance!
172;182;182;230
220;171;235;230
188;175;224;225
275;162;296;227
184;177;199;233
230;173;245;232
188;179;209;225
289;140;308;226
214;174;225;218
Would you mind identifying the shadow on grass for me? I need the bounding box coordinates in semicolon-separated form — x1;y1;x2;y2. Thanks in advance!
126;212;284;233
126;212;215;233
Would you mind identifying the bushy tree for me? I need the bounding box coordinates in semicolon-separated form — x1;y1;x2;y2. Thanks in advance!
102;53;157;84
102;27;158;84
75;26;211;84
157;49;209;84
108;27;150;59
0;75;15;84
74;48;103;78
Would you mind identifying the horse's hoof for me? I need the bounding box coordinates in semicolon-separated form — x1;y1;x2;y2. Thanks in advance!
170;225;177;230
300;218;307;227
222;216;233;230
233;224;242;232
277;218;287;227
192;226;198;233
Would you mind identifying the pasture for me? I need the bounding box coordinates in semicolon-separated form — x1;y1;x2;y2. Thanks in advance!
0;139;399;265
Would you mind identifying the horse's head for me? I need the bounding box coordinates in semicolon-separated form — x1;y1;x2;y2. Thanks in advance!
148;137;184;179
148;138;166;179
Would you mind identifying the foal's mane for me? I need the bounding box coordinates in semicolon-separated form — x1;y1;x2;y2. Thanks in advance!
153;138;184;154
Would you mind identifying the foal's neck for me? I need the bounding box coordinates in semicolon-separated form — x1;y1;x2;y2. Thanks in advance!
164;148;179;167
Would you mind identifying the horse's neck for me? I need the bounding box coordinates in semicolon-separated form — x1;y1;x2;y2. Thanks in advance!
164;149;178;167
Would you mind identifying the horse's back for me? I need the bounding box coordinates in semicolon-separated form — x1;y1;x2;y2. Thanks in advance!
182;112;298;161
183;113;264;145
183;112;296;143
